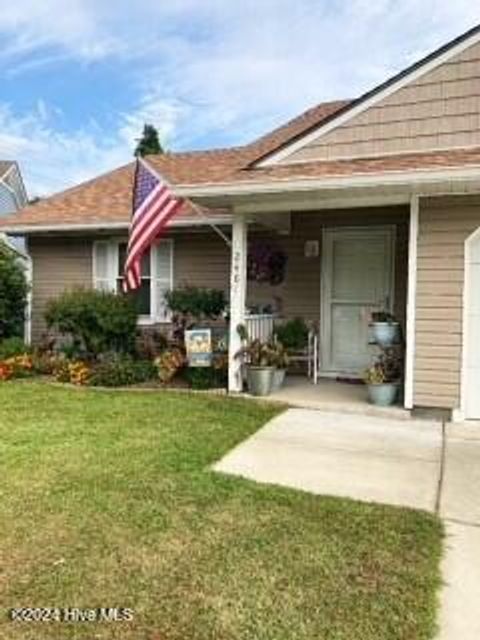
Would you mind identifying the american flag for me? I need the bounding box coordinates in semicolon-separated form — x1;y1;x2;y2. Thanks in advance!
123;159;183;292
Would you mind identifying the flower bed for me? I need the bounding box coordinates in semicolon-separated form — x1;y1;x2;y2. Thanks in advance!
0;340;227;391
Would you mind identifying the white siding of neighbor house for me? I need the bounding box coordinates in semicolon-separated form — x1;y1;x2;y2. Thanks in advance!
0;185;17;216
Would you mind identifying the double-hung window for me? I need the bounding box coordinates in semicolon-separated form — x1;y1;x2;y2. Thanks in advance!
93;239;173;323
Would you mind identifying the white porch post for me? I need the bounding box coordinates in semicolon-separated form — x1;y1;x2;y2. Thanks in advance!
404;195;419;409
228;212;248;393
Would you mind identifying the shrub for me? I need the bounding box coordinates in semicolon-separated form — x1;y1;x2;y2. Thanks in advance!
165;286;227;320
135;329;169;360
185;356;227;390
154;348;185;383
0;244;28;340
45;288;137;358
273;317;309;350
88;357;157;387
0;337;29;359
0;361;13;381
185;367;217;390
32;351;63;375
0;353;35;382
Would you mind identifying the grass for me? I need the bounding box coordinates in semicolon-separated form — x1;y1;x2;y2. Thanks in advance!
0;381;443;640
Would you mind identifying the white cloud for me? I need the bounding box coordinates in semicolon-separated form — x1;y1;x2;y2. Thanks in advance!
0;102;130;196
0;1;480;194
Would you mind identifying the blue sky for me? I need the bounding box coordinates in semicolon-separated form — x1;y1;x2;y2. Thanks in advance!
0;1;479;196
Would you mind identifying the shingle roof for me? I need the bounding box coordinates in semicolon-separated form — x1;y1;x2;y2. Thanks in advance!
0;100;348;230
182;147;480;186
3;92;480;232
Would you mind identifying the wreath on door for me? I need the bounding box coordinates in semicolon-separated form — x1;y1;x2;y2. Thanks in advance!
247;242;287;286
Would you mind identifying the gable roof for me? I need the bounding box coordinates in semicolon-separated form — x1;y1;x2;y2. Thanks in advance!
0;161;15;178
0;100;348;232
255;22;480;166
3;22;480;234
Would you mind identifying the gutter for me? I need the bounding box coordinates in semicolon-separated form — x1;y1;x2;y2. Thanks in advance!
173;165;480;199
0;216;233;235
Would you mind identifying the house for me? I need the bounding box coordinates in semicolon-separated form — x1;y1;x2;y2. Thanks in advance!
0;161;28;249
3;24;480;419
0;161;27;215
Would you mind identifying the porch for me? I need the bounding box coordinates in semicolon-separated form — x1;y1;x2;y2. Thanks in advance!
227;202;415;409
266;375;410;419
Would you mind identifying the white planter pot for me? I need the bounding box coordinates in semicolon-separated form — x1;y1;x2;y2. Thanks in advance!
367;382;399;406
271;368;286;392
371;322;400;347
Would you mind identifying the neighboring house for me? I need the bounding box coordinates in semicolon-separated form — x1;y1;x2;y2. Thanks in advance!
0;161;28;251
0;161;27;215
4;24;480;419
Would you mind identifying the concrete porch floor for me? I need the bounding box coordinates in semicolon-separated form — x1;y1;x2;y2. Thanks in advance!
267;374;410;419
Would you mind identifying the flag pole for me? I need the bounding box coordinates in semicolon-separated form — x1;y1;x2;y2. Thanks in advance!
139;157;232;248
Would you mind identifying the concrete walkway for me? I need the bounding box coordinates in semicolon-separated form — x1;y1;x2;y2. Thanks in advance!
437;422;480;639
214;408;480;638
215;408;443;510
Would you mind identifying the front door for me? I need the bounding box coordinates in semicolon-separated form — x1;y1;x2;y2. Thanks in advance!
321;226;395;376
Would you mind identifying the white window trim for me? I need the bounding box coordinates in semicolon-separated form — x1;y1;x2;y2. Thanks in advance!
92;238;174;325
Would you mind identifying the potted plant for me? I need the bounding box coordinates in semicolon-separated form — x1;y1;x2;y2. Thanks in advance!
270;342;289;391
370;311;400;347
364;349;402;406
236;325;275;396
273;317;309;351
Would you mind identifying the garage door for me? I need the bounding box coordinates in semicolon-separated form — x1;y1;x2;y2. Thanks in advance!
465;228;480;419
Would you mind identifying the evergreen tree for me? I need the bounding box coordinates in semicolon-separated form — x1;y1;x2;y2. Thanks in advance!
0;242;28;339
134;124;164;157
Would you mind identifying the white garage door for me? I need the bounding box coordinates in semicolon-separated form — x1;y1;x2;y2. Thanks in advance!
464;229;480;419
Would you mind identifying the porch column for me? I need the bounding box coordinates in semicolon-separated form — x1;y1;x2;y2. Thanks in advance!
228;212;248;393
404;195;419;409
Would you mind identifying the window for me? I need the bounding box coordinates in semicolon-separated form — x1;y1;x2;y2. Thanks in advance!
117;244;151;316
93;239;173;323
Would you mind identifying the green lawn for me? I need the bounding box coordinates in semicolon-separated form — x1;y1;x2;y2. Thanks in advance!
0;382;442;640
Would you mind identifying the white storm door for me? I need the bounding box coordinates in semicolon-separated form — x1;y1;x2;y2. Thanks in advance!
321;227;394;375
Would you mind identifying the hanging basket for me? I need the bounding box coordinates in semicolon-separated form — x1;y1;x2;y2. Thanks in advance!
247;242;287;286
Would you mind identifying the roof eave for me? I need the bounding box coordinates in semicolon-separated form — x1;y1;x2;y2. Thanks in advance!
175;165;480;200
0;215;233;235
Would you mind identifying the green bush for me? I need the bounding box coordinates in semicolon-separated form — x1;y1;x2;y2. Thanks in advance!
45;288;137;358
88;357;157;387
0;244;28;340
165;286;226;320
273;317;309;350
185;366;228;390
0;336;29;359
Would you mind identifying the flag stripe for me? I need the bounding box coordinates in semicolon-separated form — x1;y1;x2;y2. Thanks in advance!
125;198;182;270
127;188;172;249
123;159;183;293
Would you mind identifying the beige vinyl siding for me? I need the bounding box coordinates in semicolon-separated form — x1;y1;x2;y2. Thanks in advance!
29;237;93;343
174;233;230;290
29;233;231;343
282;40;480;163
414;195;480;408
28;211;408;368
247;207;409;328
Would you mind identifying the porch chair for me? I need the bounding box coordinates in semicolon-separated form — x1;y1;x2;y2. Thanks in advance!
284;322;320;384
